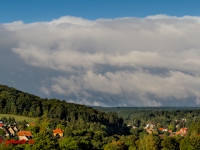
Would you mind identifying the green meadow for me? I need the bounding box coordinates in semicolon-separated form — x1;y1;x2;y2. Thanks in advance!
0;114;35;123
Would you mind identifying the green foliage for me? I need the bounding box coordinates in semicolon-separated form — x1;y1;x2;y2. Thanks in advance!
104;141;127;150
59;137;79;150
138;134;161;150
187;120;200;136
0;144;14;150
25;131;59;150
0;129;5;137
161;137;179;150
180;136;200;150
27;125;40;135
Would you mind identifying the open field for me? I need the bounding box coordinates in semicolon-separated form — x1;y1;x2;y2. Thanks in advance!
0;114;35;123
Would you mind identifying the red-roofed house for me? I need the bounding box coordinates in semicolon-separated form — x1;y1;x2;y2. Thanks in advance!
176;128;188;136
53;128;63;137
17;131;32;141
158;128;168;132
0;123;3;129
180;128;188;135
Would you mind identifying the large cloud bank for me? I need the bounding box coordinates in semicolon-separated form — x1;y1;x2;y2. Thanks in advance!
1;15;200;106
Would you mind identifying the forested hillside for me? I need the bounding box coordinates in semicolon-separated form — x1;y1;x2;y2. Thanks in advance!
94;106;200;128
0;84;126;135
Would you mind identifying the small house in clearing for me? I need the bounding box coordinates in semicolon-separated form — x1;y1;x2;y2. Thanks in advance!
17;131;32;141
53;128;63;137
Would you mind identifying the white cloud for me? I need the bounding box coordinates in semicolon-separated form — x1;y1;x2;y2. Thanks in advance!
2;15;200;106
40;86;50;95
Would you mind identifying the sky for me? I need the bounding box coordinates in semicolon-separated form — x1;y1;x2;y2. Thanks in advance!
1;1;200;107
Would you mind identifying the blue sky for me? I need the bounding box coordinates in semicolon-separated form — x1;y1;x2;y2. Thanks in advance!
1;1;200;106
1;0;200;23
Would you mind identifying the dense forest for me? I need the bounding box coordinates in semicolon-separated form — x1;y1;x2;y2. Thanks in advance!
1;84;200;149
95;107;200;129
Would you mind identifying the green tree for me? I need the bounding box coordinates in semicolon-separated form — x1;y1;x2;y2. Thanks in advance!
138;134;160;150
180;136;192;150
161;137;179;150
104;141;126;150
25;131;59;150
180;136;200;150
59;137;79;150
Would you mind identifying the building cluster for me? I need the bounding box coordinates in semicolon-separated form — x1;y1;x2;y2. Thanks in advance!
127;118;188;138
0;120;33;141
0;120;64;141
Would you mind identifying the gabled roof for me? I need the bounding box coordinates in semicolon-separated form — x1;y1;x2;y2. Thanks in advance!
53;128;63;134
17;131;32;136
8;127;15;133
180;128;188;131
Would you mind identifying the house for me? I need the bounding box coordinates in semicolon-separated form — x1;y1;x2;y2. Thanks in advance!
176;128;188;136
181;118;187;122
145;123;155;129
168;130;172;134
3;127;10;137
13;126;19;133
146;129;153;134
53;128;63;137
127;124;132;127
132;125;137;129
27;122;35;127
17;131;32;141
158;128;168;132
180;128;188;135
163;129;168;132
0;121;4;129
127;124;137;129
7;126;16;136
0;123;3;129
2;125;19;137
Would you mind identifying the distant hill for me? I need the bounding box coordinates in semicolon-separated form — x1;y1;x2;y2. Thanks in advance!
93;106;200;124
0;84;126;135
0;84;105;121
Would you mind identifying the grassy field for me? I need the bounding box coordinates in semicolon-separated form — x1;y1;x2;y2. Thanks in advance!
0;114;35;123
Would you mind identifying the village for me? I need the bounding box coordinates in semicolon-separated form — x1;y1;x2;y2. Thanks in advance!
0;117;189;143
0;120;64;142
127;118;188;138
